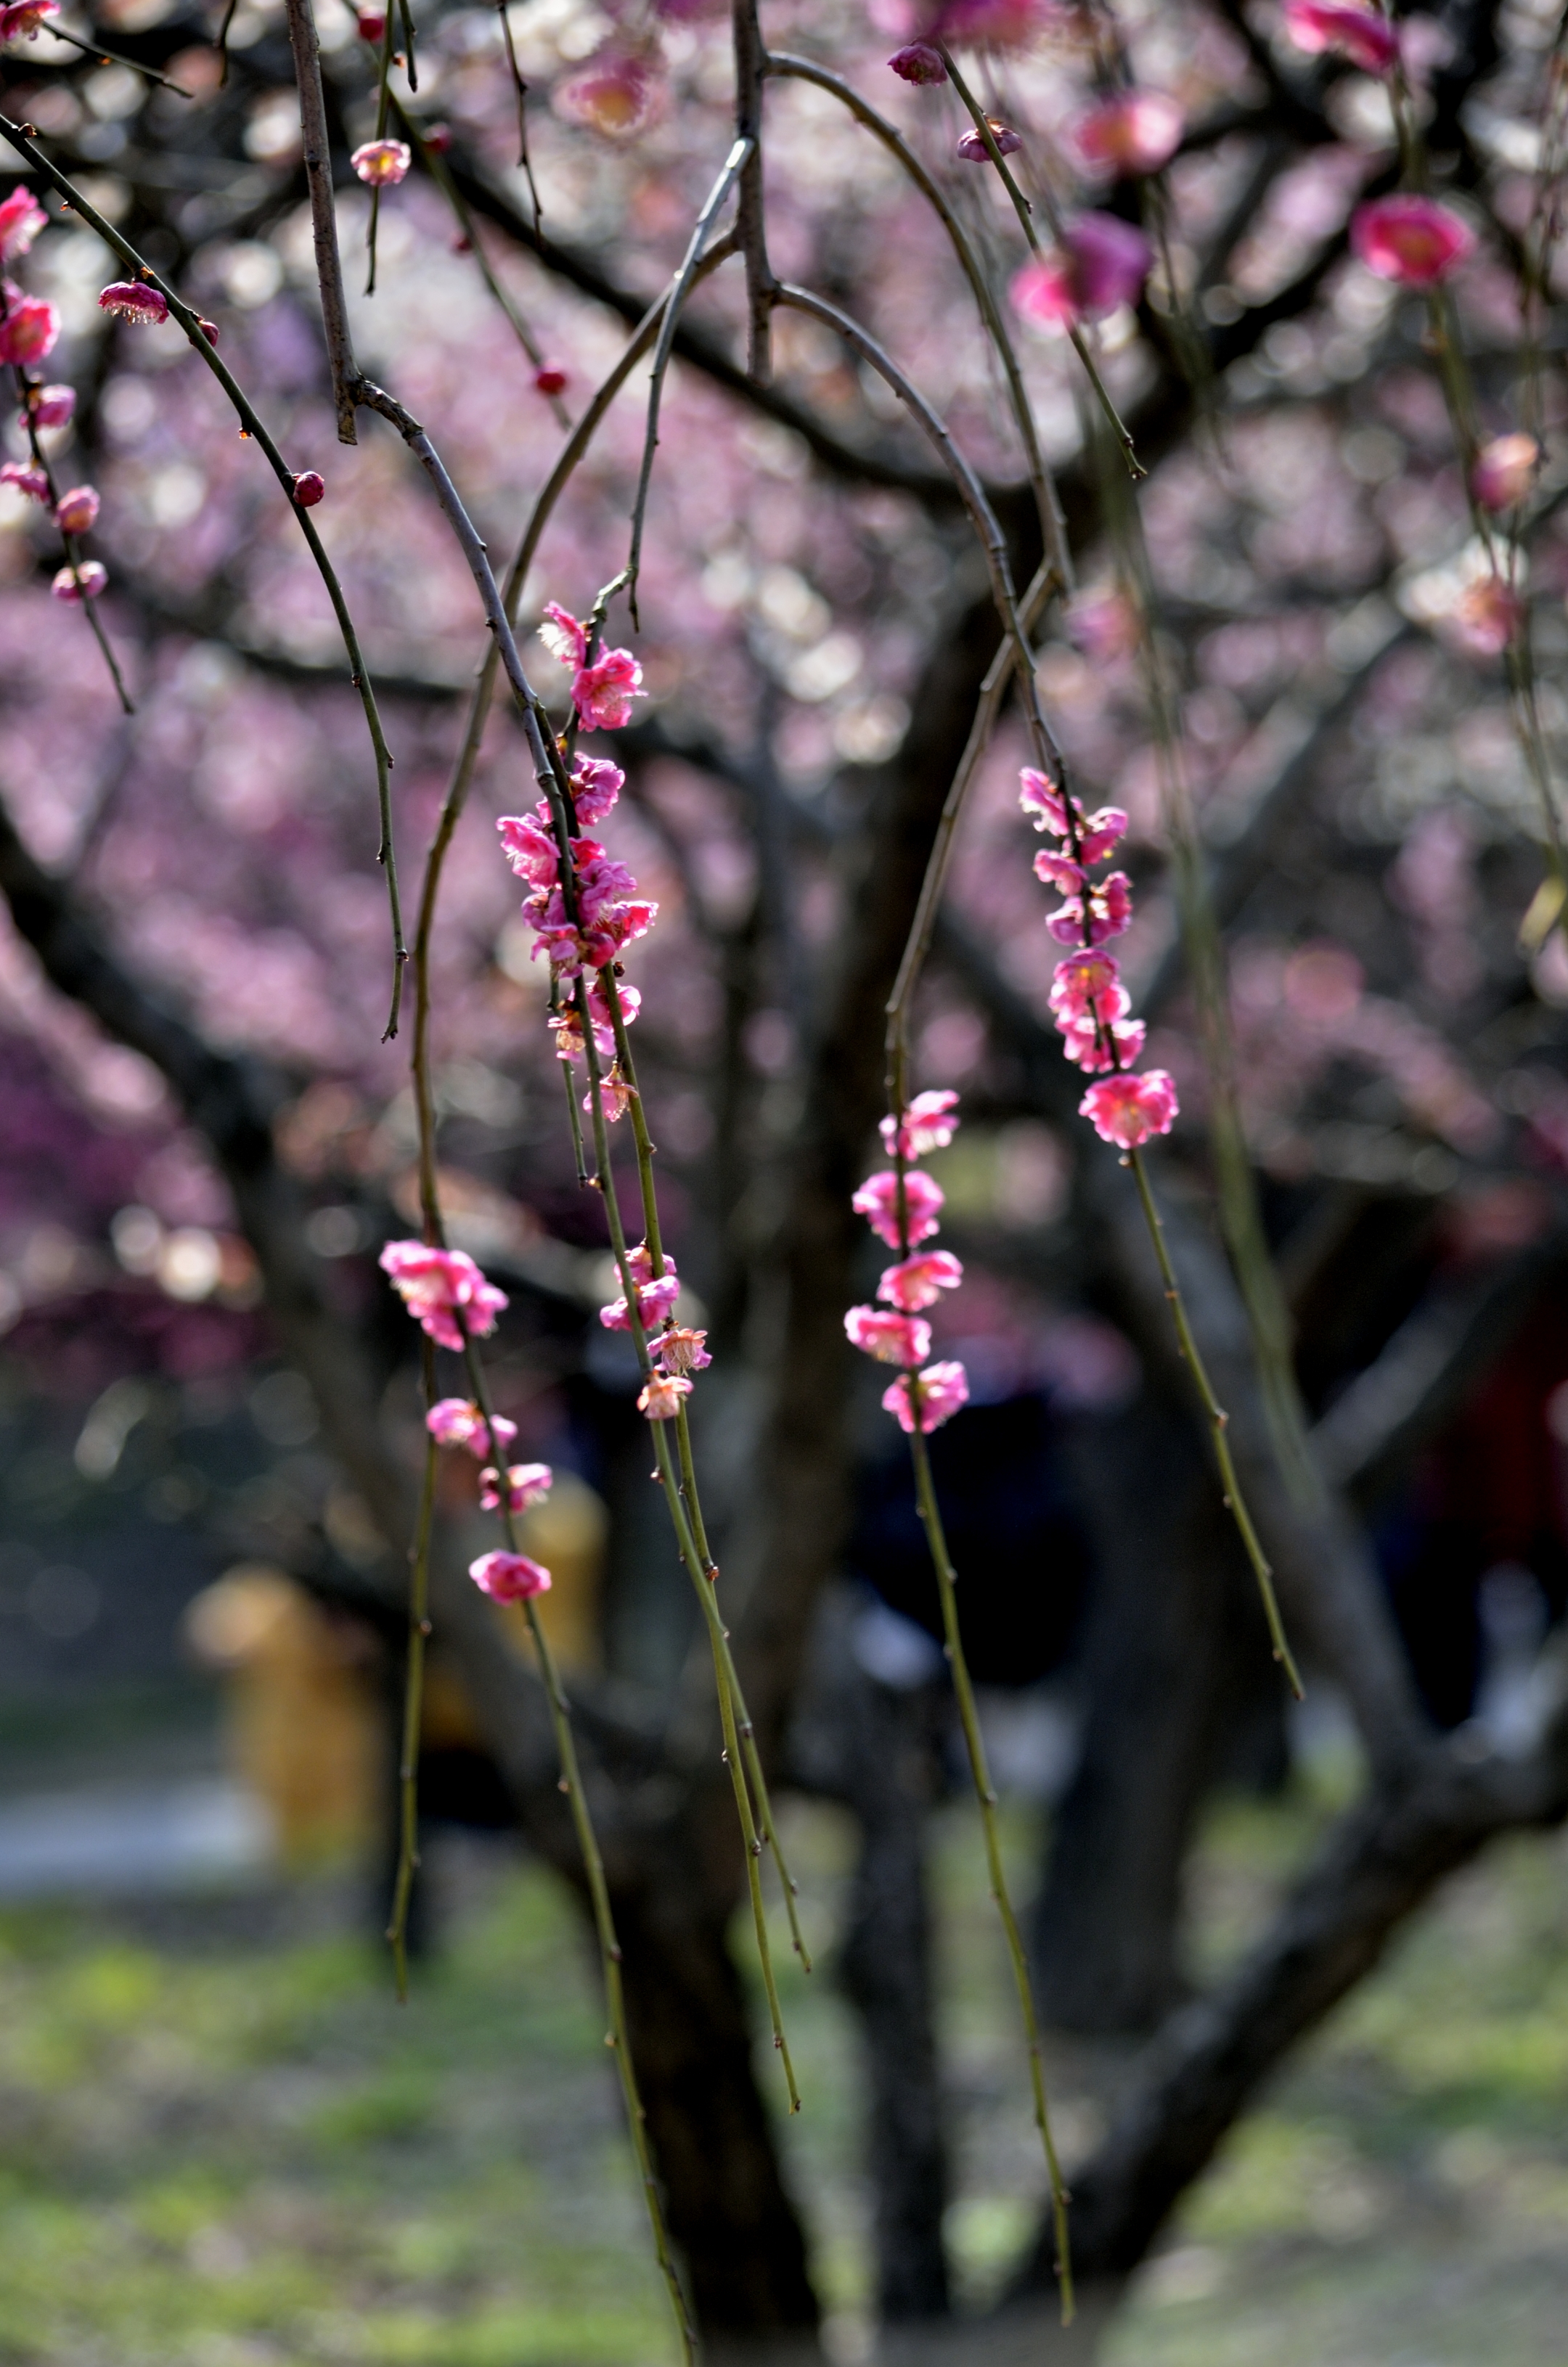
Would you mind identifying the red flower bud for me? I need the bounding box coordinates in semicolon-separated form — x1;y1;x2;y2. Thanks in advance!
292;470;325;507
534;361;568;396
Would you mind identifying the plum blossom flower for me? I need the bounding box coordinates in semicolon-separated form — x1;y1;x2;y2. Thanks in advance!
570;755;624;825
293;470;325;507
1350;195;1474;287
1010;213;1151;328
351;139;411;186
878;1248;964;1312
1059;1014;1146;1073
1045;870;1132;947
23;383;73;429
653;1324;711;1375
379;1239;507;1351
639;1370;693;1419
1074;92;1184;176
0;1;60;38
957;115;1024;160
548;978;641;1064
426;1397;518;1459
51;560;107;600
53;483;98;535
0;460;48;503
573;647;645;731
554;41;663;138
888;41;947;80
1019;769;1128;859
600;1246;681;1335
99;280;168;326
879;1088;960;1159
479;1461;553;1514
883;1360;970;1434
0;290;59;365
0;186;46;261
846;1305;933;1365
852;1168;944;1248
1079;1068;1180;1148
1280;0;1399;75
1472;434;1538;513
470;1549;552;1602
1050;949;1130;1028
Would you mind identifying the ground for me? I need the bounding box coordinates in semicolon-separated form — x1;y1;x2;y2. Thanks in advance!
1;1757;1567;2366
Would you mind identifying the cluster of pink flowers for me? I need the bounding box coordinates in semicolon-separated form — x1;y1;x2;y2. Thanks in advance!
379;1239;508;1352
596;1242;710;1420
1019;767;1180;1149
539;602;646;732
498;753;656;984
1;185;59;371
847;1091;971;1436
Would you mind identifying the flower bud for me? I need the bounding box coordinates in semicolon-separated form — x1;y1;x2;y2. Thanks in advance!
53;483;99;535
534;360;568;396
957;115;1023;160
52;560;107;601
888;41;947;81
292;470;326;507
99;280;169;326
1471;433;1539;515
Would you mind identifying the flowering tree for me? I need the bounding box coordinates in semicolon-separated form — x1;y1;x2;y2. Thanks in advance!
5;0;1568;2353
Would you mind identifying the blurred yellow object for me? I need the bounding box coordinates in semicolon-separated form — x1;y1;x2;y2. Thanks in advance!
505;1468;608;1674
184;1566;380;1866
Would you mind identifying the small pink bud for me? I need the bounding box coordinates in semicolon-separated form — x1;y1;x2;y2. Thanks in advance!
53;482;99;535
99;280;169;326
1471;433;1539;515
51;559;107;601
25;383;73;429
957;115;1023;160
197;316;219;346
424;121;453;152
292;470;325;507
534;360;568;396
351;139;411;187
888;41;947;82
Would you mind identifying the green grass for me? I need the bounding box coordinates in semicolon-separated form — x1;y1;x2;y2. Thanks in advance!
1;1790;1567;2363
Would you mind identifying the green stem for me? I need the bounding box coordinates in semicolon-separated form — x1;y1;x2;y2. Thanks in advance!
907;1420;1074;2319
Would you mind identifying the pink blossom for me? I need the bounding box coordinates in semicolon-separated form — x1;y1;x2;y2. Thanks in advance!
0;0;60;37
23;383;73;429
539;601;589;668
1045;870;1133;947
552;977;640;1063
1450;575;1524;655
426;1397;518;1459
882;1360;971;1434
0;186;46;261
1074;92;1184;177
573;647;645;731
879;1087;960;1159
554;42;663;139
877;1248;964;1311
53;483;98;535
1033;848;1085;896
99;280;168;326
571;755;624;824
1472;433;1538;514
594;1066;636;1124
293;470;325;507
653;1324;711;1375
51;561;107;600
351;139;411;187
888;41;947;80
957;117;1024;160
1060;1014;1146;1072
479;1460;554;1514
1018;769;1128;860
470;1549;552;1602
534;361;568;396
1350;195;1474;287
1079;1068;1179;1148
638;1370;693;1420
498;808;562;888
852;1168;945;1248
378;1238;507;1352
0;290;59;365
1050;950;1127;1026
0;460;48;503
1010;213;1151;328
1280;0;1400;75
846;1304;932;1365
600;1247;681;1335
